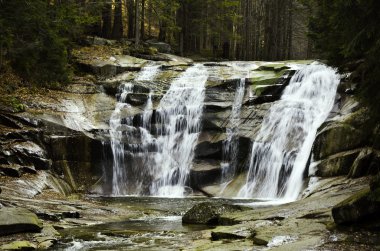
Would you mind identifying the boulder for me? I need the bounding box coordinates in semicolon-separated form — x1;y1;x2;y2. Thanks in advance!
332;188;380;225
182;202;244;225
146;40;172;53
0;207;43;236
313;123;368;160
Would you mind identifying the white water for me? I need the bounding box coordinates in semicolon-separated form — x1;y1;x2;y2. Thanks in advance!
110;65;160;195
238;63;340;200
149;64;208;197
221;78;246;182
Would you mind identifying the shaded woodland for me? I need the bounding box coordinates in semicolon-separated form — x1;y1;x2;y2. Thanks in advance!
86;0;311;60
1;0;379;115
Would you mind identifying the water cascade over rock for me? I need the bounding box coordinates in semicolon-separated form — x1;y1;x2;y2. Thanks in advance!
108;64;208;197
238;63;340;201
150;64;208;196
221;78;246;184
109;64;161;195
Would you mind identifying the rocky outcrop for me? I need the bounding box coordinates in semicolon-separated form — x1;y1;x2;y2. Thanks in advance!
312;86;380;178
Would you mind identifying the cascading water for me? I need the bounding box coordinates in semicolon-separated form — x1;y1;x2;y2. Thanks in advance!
221;78;246;182
109;64;160;195
150;64;208;197
238;63;340;201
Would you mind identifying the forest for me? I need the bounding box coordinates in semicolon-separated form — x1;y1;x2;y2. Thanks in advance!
1;0;379;113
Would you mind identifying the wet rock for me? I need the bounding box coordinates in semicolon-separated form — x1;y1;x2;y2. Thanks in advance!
257;64;290;72
190;160;222;187
36;211;79;222
313;123;368;161
126;93;148;106
182;202;245;225
0;164;22;177
313;108;371;161
252;236;270;246
348;148;374;178
332;188;380;225
9;141;51;170
0;241;37;250
315;149;361;177
0;207;43;236
194;140;223;159
211;231;246;240
37;240;55;250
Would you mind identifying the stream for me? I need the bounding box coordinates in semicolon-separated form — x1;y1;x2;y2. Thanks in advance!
55;196;257;250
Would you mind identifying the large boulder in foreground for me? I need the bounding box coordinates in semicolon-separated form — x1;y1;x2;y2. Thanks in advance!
182;202;244;225
0;207;43;236
332;176;380;225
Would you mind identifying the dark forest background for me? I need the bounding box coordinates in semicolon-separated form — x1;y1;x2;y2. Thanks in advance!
0;0;379;112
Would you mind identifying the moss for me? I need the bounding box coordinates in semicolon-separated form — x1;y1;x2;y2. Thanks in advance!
257;63;290;72
0;96;26;112
1;241;36;250
335;188;370;207
249;69;288;86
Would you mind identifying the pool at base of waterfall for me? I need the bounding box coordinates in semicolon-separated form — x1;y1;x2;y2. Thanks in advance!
54;196;259;251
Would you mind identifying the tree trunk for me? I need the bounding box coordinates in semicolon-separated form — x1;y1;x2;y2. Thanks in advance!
135;0;140;45
101;1;112;38
127;0;135;39
140;0;145;40
112;0;124;39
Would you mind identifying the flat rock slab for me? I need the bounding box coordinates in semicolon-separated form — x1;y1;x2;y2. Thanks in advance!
0;207;43;236
1;240;37;250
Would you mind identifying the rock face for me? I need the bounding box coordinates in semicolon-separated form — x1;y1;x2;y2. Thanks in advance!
182;202;245;225
0;208;42;236
312;86;380;178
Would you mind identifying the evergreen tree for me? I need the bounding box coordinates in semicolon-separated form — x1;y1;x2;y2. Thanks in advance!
308;0;380;113
0;0;97;85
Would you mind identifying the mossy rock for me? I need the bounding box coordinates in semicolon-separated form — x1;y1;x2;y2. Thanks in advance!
257;64;290;72
313;123;368;160
182;202;245;225
1;241;36;250
315;149;361;177
0;207;43;236
332;188;380;225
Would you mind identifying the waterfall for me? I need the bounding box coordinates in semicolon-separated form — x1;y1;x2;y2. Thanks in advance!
221;78;246;183
238;63;340;201
109;64;160;195
150;64;208;197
